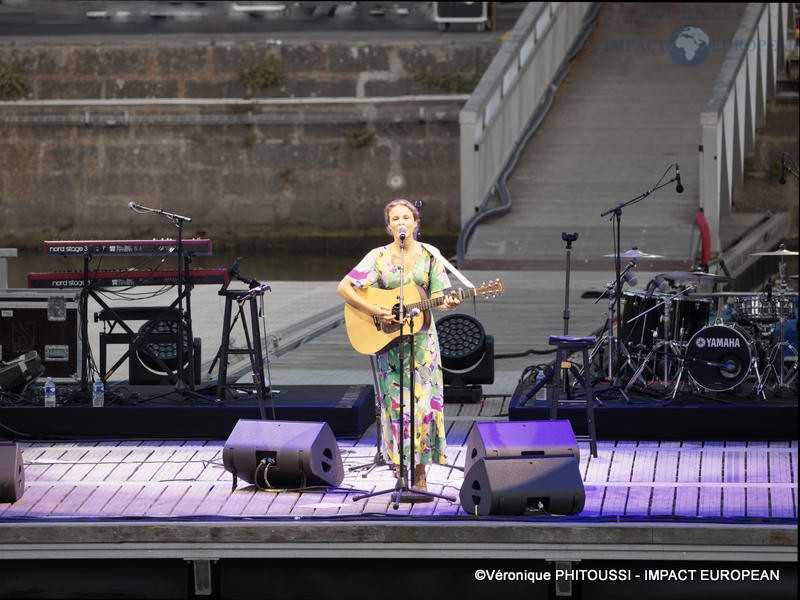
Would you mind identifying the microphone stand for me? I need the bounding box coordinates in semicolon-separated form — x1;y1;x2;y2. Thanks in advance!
128;202;195;392
600;166;680;389
236;284;273;420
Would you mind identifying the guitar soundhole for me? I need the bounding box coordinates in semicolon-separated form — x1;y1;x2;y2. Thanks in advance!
391;303;403;321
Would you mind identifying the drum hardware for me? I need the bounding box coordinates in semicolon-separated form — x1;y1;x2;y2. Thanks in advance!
747;242;799;393
587;281;634;402
586;252;644;401
623;286;696;396
762;297;798;392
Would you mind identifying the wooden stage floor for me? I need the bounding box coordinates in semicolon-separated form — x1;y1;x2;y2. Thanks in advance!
1;397;797;599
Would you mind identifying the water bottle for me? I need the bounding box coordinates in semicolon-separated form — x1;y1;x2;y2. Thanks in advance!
92;376;105;408
44;376;56;408
534;369;547;402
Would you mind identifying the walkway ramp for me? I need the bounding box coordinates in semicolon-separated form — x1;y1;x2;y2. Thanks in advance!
462;3;767;271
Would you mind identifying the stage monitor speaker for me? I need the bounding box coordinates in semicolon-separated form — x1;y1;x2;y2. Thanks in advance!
464;420;580;474
222;420;344;490
460;455;585;516
0;442;25;503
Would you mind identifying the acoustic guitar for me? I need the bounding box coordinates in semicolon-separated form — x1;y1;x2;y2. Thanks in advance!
344;280;504;355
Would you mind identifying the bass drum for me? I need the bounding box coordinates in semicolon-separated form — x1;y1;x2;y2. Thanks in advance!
685;325;754;391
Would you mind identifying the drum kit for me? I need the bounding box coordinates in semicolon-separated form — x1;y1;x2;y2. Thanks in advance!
591;245;798;400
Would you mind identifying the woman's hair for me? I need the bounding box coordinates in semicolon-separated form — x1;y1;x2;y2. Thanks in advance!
383;198;420;238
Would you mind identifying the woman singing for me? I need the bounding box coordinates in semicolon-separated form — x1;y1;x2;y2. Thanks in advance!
337;199;460;490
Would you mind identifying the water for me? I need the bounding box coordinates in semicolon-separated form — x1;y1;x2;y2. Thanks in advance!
5;248;361;289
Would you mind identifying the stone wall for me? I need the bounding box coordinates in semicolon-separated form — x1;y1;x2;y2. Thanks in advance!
0;40;498;249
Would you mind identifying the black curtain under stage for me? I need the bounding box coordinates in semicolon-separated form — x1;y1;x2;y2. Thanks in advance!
0;384;375;440
509;383;798;441
0;381;796;441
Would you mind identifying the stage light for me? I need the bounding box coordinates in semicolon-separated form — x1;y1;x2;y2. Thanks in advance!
436;314;494;402
130;319;200;385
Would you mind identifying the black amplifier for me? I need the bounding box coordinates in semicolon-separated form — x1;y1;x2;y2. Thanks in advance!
0;290;81;382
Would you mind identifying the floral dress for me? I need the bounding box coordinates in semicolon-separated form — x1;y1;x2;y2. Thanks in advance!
345;245;450;466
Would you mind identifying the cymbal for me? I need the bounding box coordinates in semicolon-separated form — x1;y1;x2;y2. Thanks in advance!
604;248;664;259
660;271;733;282
750;248;799;257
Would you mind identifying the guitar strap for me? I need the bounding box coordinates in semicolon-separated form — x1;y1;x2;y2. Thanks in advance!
421;242;474;288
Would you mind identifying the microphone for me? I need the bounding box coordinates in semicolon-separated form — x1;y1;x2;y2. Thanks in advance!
237;283;271;303
721;360;738;373
654;274;669;293
408;308;421;318
128;201;139;210
398;225;407;241
765;280;773;302
778;155;786;185
228;256;243;278
621;262;638;287
675;164;684;193
644;279;656;299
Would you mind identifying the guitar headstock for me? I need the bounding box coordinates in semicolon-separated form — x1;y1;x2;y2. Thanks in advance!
475;279;504;298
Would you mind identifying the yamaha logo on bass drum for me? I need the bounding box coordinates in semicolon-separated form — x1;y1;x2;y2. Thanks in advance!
694;334;742;349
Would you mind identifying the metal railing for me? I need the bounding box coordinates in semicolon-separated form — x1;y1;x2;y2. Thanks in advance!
456;2;600;263
699;2;791;256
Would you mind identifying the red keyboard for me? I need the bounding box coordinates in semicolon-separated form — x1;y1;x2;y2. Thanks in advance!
28;268;229;289
43;239;213;257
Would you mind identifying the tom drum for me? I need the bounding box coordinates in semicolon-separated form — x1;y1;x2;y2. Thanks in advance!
670;296;712;343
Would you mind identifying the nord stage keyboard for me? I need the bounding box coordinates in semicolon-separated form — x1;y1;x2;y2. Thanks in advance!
44;238;213;257
27;268;229;289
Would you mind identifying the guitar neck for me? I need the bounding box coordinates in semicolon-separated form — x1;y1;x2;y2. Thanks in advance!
406;287;476;313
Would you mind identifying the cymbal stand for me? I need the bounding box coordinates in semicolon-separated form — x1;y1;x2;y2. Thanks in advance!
765;257;798;391
767;309;798;391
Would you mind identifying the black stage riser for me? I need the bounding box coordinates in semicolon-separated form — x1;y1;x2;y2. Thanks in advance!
0;385;374;440
509;384;798;441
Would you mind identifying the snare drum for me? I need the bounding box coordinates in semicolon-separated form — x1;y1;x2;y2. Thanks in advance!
735;295;780;323
685;324;754;391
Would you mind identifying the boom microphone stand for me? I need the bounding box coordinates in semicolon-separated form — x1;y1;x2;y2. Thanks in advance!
127;201;195;391
599;164;682;387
